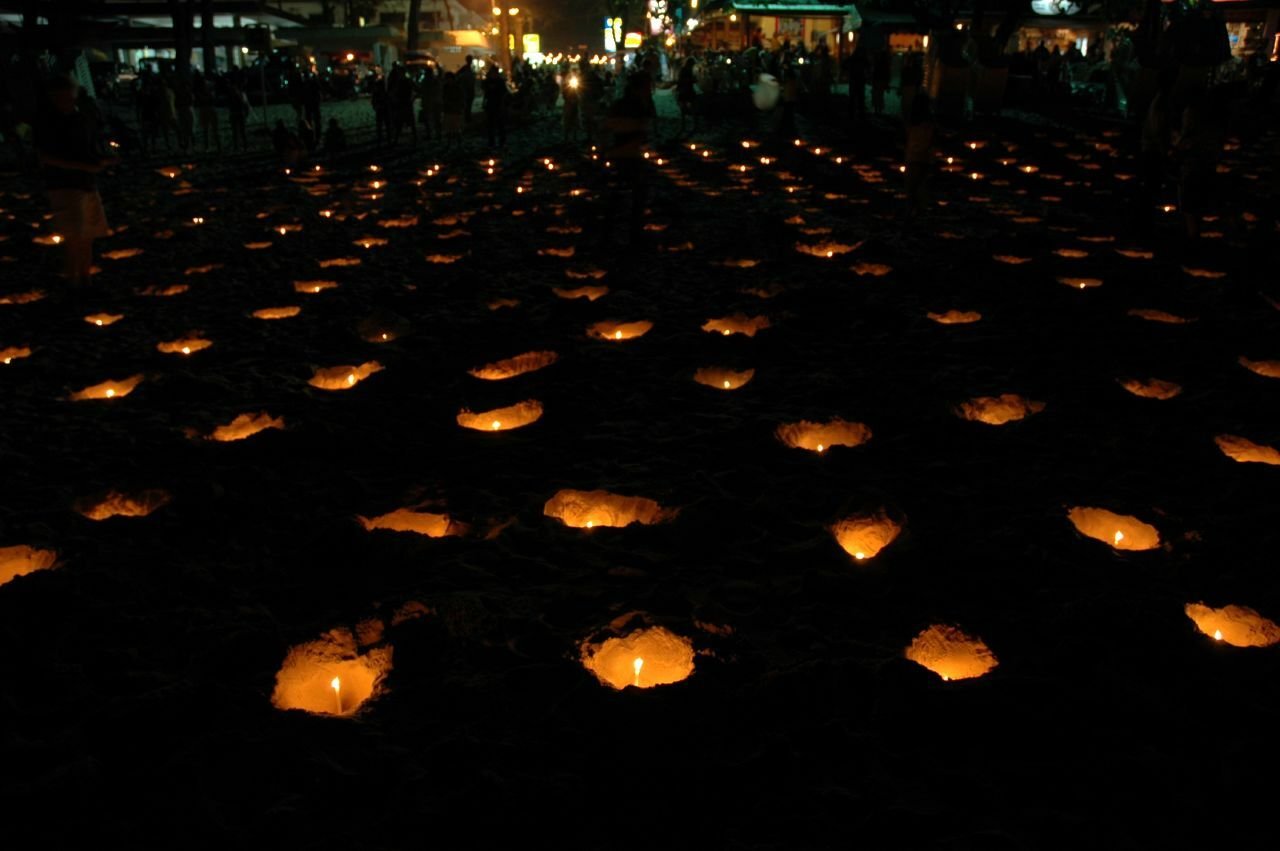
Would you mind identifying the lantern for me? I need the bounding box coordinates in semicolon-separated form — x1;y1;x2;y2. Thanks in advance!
358;508;467;538
927;310;982;325
468;351;558;381
157;337;212;355
252;306;301;320
776;418;871;453
831;511;901;561
1118;378;1182;400
84;313;124;327
955;394;1044;425
1239;357;1280;379
543;489;677;529
308;362;383;390
580;626;695;689
208;412;284;442
0;545;57;587
294;280;338;294
1184;603;1280;647
1066;506;1160;551
694;367;754;390
69;375;143;401
76;489;171;520
1127;309;1194;325
552;285;608;301
271;628;392;716
1;346;32;365
457;400;543;431
905;625;998;681
588;321;652;342
1214;434;1280;465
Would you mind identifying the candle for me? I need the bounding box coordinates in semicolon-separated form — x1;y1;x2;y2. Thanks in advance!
331;677;342;714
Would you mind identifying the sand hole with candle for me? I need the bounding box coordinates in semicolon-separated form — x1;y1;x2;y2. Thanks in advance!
1119;378;1182;400
208;412;284;442
272;629;393;716
580;626;695;690
1066;507;1160;551
358;508;468;538
588;321;652;342
1214;434;1280;465
76;489;171;520
1184;603;1280;648
543;489;677;529
0;545;57;587
831;512;902;561
69;375;143;401
956;394;1045;425
468;351;558;381
309;362;383;390
457;400;543;431
905;625;999;681
776;418;872;453
702;314;771;337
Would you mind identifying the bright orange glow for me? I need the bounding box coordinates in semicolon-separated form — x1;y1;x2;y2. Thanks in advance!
157;337;212;355
701;314;771;337
905;625;998;680
272;629;392;716
1185;603;1280;647
76;489;171;520
588;321;652;341
581;626;694;690
85;313;124;326
457;400;543;431
796;241;858;258
832;512;901;561
1118;378;1182;400
358;508;467;538
927;310;982;325
1215;434;1280;465
69;375;143;401
1;346;32;365
1067;507;1160;551
956;394;1044;425
308;362;383;390
544;489;677;529
1240;357;1280;379
552;285;609;301
468;351;559;381
209;412;284;442
694;367;753;390
776;418;871;453
0;545;58;587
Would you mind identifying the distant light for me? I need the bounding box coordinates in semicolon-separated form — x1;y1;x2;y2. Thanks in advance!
345;52;355;62
241;46;249;54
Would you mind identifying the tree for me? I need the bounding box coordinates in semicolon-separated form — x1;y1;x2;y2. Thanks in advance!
407;0;423;52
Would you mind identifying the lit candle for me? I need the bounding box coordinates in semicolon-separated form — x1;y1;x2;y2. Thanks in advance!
854;552;865;560
816;444;825;453
633;657;643;687
491;420;501;429
346;374;355;385
614;330;622;340
180;346;191;355
331;676;341;713
1213;629;1223;641
105;389;115;398
1113;530;1124;546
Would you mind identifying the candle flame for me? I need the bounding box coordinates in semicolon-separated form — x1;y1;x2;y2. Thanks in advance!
181;346;190;355
105;389;115;398
491;420;501;429
346;374;355;385
633;657;643;686
585;521;594;528
816;444;825;453
722;380;730;388
1213;629;1223;641
1113;530;1124;546
331;676;341;713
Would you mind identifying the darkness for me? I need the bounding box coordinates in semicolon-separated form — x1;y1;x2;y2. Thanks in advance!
2;5;1280;849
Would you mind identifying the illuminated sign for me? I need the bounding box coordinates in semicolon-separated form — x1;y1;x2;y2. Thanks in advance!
624;32;643;49
1029;0;1081;13
523;33;540;54
604;16;622;51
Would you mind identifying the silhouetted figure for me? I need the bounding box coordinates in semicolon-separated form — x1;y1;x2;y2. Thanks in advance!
871;50;890;115
419;64;443;141
272;118;303;165
903;93;934;219
324;117;346;153
35;76;116;287
441;72;464;149
370;71;389;145
459;55;476;124
228;83;250;151
482;65;507;149
603;72;655;243
676;57;697;135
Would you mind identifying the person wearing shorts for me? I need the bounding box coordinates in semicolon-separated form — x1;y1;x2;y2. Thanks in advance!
35;76;115;287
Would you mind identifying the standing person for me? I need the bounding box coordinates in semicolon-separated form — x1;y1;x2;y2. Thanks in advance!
35;77;116;288
172;72;194;152
441;71;464;149
676;57;697;136
390;64;416;145
1135;69;1175;235
843;45;866;121
370;69;389;146
193;71;220;153
302;71;322;139
158;74;178;150
459;55;476;125
779;63;800;137
1175;89;1227;241
562;66;581;143
581;67;603;146
482;65;507;149
603;72;656;243
870;49;890;116
323;117;346;152
228;82;250;151
903;93;934;219
419;63;443;142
